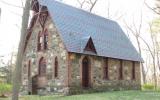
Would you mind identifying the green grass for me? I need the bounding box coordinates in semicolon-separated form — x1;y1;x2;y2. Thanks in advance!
1;90;160;100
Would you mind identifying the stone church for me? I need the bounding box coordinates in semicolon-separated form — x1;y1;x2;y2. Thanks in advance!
22;0;143;95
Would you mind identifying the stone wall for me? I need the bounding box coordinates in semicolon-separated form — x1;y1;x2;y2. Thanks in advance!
68;53;141;93
22;16;68;95
22;15;141;95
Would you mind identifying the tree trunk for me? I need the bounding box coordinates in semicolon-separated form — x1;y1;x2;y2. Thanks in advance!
153;58;157;89
157;52;160;71
155;41;160;71
150;32;157;89
140;34;157;89
136;37;146;83
12;0;31;100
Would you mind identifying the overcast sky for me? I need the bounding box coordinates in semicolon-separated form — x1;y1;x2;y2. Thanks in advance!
0;0;155;62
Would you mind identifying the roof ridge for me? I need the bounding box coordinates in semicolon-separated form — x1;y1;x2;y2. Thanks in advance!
38;0;143;62
41;0;117;24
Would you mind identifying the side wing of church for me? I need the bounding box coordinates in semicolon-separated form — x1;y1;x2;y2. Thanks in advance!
22;0;143;95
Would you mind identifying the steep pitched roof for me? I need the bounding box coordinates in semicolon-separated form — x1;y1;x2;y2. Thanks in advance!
38;0;143;62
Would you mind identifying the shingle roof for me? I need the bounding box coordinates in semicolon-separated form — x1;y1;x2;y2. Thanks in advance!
81;36;91;53
39;0;143;62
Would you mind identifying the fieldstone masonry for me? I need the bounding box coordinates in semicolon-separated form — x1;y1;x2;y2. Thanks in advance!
22;16;141;95
68;54;141;93
22;16;68;94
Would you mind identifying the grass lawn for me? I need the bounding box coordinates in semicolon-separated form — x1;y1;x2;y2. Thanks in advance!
1;90;160;100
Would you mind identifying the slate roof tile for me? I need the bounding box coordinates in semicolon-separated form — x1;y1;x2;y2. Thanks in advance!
39;0;143;62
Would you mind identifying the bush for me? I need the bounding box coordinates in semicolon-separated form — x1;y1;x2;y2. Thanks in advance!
142;84;154;91
0;83;12;97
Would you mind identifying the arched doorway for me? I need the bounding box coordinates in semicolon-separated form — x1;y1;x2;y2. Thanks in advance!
32;75;38;94
32;57;47;94
38;57;46;76
82;56;91;88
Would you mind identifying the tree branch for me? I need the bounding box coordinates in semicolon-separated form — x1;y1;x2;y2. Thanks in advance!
0;0;23;8
144;0;160;15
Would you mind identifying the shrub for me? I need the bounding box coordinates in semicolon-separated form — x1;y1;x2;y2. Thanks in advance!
0;83;12;97
142;84;154;91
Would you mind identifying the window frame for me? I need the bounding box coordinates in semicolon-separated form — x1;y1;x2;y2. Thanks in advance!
119;60;123;80
28;60;31;78
104;58;109;80
37;31;43;51
132;61;136;80
54;57;58;78
44;29;49;50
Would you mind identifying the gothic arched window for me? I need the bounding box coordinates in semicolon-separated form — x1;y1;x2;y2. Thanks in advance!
28;60;31;78
119;60;123;80
132;61;136;80
54;57;58;78
37;31;43;51
104;58;109;80
44;29;49;50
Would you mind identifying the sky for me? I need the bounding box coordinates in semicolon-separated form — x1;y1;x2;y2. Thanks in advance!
0;0;155;63
0;0;23;61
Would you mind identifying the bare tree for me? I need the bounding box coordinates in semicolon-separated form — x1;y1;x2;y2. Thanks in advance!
12;0;48;98
139;32;157;89
125;15;159;88
147;20;160;88
76;0;98;12
7;50;16;84
76;0;124;20
12;0;31;99
150;19;160;71
77;0;86;8
106;0;125;20
144;0;160;15
124;14;147;84
0;0;23;8
87;0;98;12
144;0;160;89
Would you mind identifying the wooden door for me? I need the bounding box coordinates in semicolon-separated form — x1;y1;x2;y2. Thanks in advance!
82;57;90;88
32;75;38;94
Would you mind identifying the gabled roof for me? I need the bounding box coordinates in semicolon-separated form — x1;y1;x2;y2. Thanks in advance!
83;36;97;54
38;0;143;62
81;36;90;53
